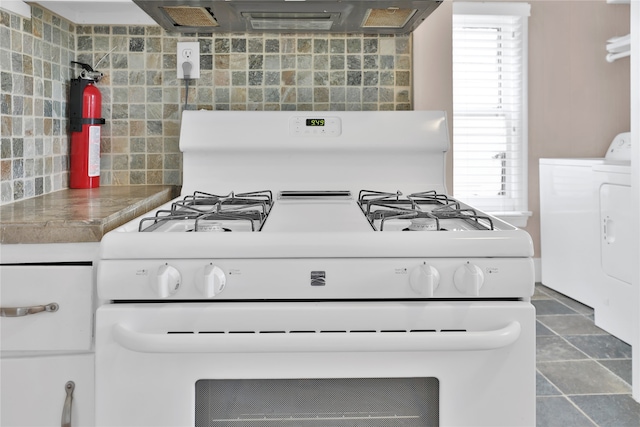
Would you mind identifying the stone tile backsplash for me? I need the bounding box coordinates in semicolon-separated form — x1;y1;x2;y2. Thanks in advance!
1;7;75;203
1;5;413;205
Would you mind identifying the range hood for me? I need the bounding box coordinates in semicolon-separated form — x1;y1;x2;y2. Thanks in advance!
132;0;443;34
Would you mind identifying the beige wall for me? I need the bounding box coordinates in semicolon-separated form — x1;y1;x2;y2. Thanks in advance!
413;0;630;258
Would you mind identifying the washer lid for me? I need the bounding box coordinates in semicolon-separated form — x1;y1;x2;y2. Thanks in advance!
592;162;631;174
539;158;604;167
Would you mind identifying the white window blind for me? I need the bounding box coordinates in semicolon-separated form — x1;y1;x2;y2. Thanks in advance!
452;2;531;217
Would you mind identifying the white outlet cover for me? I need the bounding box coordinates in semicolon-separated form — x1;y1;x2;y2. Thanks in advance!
177;41;200;79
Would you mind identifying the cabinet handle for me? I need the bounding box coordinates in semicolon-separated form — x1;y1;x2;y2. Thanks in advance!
61;381;75;427
0;302;59;317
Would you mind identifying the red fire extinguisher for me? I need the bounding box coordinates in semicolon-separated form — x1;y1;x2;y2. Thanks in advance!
69;61;105;189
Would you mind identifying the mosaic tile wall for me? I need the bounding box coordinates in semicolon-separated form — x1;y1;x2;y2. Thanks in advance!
0;7;75;204
0;5;414;205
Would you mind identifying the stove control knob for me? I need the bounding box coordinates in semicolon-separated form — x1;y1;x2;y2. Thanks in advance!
454;262;485;296
196;265;226;298
409;263;440;297
152;264;181;298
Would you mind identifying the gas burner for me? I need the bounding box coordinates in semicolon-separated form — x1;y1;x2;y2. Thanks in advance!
403;217;438;231
138;190;273;232
186;221;233;232
357;190;494;231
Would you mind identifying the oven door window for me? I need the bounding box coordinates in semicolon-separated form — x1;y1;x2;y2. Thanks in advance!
195;378;438;426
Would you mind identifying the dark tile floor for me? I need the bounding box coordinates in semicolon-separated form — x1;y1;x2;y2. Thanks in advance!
534;284;640;426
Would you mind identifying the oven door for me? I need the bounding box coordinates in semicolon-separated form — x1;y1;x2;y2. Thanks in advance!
96;301;535;427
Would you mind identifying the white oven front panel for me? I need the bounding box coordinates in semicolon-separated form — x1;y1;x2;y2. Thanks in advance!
98;257;535;301
95;301;535;427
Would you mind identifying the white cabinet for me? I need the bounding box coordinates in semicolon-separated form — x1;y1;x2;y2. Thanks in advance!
32;0;155;25
1;249;97;427
1;354;94;427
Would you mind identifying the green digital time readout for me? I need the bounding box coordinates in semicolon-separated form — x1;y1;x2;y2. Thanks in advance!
306;119;325;127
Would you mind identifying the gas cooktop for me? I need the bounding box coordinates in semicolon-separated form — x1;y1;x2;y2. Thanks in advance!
137;189;496;234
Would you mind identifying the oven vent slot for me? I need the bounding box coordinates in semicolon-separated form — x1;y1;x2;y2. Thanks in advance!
168;329;466;334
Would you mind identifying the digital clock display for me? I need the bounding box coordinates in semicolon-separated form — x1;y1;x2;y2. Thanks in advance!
306;119;325;127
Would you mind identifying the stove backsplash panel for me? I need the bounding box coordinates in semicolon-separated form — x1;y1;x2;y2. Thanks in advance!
0;5;414;205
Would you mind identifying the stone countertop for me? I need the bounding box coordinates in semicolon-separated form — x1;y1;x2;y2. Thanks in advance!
0;186;179;244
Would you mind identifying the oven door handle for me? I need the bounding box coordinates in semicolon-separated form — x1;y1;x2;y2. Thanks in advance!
111;321;521;353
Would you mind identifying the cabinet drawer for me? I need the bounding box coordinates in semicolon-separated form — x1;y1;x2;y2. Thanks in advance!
0;266;93;351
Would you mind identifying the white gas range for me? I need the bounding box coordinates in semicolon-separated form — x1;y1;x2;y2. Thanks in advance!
96;111;535;427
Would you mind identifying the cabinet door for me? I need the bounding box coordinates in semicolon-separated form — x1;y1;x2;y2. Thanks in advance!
31;1;155;25
1;354;94;427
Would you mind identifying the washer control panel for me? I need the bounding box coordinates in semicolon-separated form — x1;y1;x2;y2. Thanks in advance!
605;132;631;162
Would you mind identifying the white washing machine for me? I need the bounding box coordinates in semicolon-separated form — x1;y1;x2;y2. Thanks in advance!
540;157;605;308
539;133;632;322
592;132;633;343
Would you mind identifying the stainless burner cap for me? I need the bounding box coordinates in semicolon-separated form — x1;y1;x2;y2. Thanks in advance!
408;217;437;231
198;221;226;232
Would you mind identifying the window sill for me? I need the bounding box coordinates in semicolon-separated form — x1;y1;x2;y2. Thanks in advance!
489;211;532;228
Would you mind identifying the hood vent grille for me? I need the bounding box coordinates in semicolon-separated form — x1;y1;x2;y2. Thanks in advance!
133;0;443;34
363;8;417;28
242;12;337;31
161;6;219;27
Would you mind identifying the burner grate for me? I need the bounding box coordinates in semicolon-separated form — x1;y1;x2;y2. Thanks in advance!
357;190;494;231
138;190;273;232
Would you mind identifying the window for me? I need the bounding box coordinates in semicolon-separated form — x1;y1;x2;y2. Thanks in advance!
452;2;531;226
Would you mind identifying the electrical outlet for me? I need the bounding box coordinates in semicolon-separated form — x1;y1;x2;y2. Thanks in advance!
177;41;200;79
